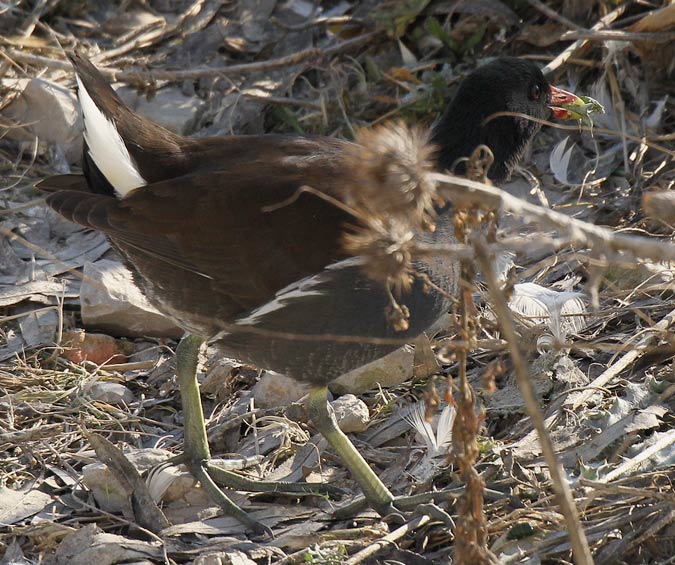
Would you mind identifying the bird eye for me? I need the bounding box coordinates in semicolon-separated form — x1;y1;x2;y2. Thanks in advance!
529;83;541;101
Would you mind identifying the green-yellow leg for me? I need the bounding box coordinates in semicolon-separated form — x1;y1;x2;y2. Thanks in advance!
175;334;271;536
308;385;395;515
177;335;211;462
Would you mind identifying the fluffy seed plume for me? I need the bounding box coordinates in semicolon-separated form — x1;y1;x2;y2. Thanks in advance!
342;217;415;294
340;122;441;329
342;121;440;232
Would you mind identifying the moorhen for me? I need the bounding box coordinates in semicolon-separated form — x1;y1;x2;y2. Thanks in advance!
40;54;583;532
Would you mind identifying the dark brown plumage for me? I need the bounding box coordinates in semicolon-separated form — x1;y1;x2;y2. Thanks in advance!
39;54;584;528
43;55;581;382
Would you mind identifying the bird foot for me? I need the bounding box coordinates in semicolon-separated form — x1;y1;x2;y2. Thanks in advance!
206;459;345;497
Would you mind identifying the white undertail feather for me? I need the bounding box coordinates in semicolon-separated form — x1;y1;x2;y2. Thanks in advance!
77;75;146;197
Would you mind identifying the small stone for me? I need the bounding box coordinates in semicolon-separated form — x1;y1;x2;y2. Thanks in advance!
201;355;241;396
54;523;162;564
87;382;135;405
82;448;188;514
116;85;205;135
2;77;82;165
61;330;130;365
331;394;370;433
330;344;414;395
81;259;183;338
252;370;311;408
194;551;257;565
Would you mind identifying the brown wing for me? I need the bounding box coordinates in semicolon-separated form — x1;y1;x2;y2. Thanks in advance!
45;158;351;316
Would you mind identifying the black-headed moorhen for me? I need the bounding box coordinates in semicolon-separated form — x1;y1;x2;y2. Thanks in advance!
40;54;583;532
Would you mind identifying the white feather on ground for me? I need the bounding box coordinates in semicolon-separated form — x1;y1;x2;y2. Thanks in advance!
508;282;589;343
402;401;456;481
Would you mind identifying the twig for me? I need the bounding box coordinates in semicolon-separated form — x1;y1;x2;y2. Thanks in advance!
92;23;168;63
602;429;675;483
579;478;675;505
429;172;675;265
526;0;585;31
543;3;628;74
568;307;675;409
93;0;220;63
0;197;47;215
242;92;322;110
19;0;55;38
473;235;594;565
7;31;381;84
623;508;675;554
83;360;158;372
560;29;675;43
527;0;674;42
484;111;675;157
343;514;431;565
271;15;365;31
2;52;72;72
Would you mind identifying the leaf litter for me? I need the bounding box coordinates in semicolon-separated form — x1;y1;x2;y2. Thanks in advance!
1;0;675;563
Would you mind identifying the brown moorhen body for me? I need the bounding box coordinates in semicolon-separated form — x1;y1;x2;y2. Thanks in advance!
41;55;582;532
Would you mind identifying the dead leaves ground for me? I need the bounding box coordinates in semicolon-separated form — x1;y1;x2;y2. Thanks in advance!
1;0;675;563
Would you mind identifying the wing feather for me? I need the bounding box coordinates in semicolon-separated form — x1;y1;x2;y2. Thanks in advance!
45;158;350;313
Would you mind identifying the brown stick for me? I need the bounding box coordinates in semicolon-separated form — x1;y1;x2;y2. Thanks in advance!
6;31;381;84
429;172;675;265
542;3;628;74
474;235;594;565
344;514;431;565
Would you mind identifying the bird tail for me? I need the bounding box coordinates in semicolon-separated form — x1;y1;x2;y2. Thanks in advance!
36;173;90;193
68;53;183;198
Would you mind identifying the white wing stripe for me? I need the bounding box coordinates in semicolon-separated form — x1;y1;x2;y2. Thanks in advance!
77;75;146;197
235;257;365;326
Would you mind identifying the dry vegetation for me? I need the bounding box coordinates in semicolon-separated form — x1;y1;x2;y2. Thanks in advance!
1;0;675;563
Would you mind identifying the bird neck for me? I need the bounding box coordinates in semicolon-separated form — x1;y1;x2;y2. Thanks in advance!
430;108;519;184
